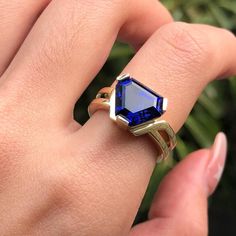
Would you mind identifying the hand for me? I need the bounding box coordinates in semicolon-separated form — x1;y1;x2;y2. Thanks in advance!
0;1;235;235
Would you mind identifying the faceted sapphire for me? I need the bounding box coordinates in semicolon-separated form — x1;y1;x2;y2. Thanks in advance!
115;77;165;127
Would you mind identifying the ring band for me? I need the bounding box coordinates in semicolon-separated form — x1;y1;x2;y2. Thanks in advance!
88;74;177;162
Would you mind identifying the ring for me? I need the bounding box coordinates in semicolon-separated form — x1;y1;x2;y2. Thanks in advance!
88;74;177;162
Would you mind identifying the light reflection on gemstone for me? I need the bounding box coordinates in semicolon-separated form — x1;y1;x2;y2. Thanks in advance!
115;77;165;127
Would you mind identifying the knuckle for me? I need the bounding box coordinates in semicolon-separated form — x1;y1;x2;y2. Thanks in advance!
156;22;213;69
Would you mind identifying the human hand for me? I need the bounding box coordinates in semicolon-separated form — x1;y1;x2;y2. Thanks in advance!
0;1;235;235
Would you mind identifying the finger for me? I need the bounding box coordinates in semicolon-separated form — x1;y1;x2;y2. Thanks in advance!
0;0;50;75
130;133;227;236
1;0;172;123
75;23;236;234
118;1;172;50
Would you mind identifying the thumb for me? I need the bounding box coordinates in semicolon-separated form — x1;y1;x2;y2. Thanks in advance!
130;132;227;236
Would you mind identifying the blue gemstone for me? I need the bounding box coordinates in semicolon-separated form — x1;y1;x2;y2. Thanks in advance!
115;77;165;127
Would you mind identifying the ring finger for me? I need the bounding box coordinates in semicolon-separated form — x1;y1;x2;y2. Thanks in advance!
76;22;236;235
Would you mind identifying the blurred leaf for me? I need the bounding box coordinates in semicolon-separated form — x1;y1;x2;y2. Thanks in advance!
175;136;191;159
198;92;224;119
209;3;233;28
109;44;133;60
193;104;221;137
219;0;236;15
185;115;213;147
229;76;236;100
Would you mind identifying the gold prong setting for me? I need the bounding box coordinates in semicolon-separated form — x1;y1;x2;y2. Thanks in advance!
109;89;116;121
116;73;130;81
162;98;168;112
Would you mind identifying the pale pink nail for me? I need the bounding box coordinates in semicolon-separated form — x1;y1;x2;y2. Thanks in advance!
206;132;227;196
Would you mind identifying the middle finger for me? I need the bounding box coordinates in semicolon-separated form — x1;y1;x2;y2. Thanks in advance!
1;0;172;124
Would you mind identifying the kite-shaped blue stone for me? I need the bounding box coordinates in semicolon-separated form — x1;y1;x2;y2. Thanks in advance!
115;77;165;127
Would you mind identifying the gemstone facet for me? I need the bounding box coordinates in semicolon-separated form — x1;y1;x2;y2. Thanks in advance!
115;77;165;127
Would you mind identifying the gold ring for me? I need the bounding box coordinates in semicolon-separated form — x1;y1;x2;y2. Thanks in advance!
88;74;177;162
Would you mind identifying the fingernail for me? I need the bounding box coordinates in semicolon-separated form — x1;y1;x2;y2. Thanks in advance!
206;132;227;196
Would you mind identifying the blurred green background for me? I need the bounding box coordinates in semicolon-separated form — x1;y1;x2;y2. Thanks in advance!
74;0;236;235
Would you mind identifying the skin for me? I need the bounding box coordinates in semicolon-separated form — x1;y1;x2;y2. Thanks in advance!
0;0;235;235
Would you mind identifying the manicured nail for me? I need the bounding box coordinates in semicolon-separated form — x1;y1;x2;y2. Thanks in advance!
206;132;227;196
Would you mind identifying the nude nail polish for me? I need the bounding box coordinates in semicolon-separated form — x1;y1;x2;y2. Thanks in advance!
206;132;227;196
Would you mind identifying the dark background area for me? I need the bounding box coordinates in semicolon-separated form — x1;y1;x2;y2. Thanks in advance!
74;1;236;235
